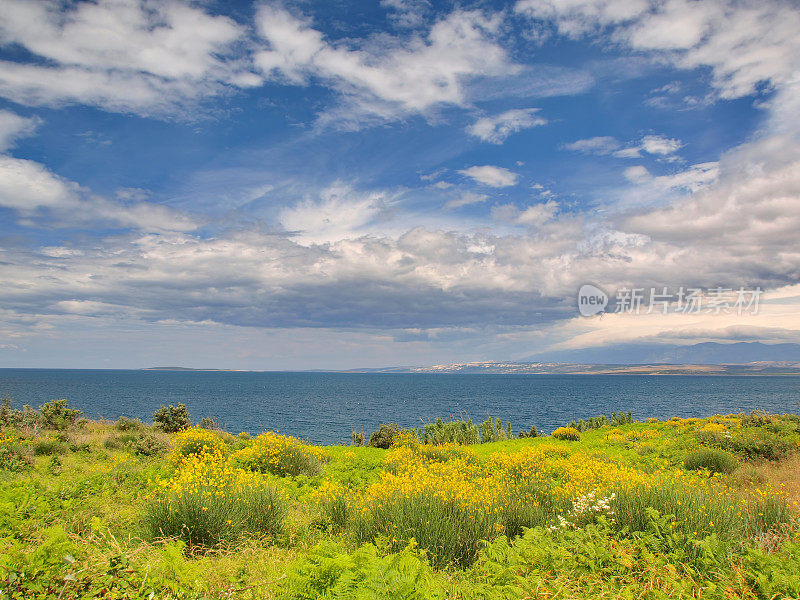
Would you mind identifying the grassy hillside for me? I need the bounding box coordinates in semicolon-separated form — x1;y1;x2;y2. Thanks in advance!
2;402;800;599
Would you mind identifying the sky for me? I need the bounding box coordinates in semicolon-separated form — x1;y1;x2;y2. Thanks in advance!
1;0;800;369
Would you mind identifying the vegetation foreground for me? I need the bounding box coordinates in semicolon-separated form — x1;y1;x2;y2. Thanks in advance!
2;401;800;599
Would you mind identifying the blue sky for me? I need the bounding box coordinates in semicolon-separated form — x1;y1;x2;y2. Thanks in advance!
1;0;799;369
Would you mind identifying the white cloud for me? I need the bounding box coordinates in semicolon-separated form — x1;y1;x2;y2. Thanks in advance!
516;201;560;225
0;0;257;116
0;110;40;150
467;108;547;144
254;6;513;126
640;134;683;156
0;155;197;232
562;136;620;154
615;161;719;207
612;147;642;158
445;191;489;209
381;0;432;28
492;200;559;226
515;0;649;37
0;155;77;210
623;165;650;184
565;134;682;158
458;165;519;187
517;0;800;101
548;287;800;353
278;182;395;244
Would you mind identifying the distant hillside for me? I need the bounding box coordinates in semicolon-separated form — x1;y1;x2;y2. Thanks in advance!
142;367;241;371
525;342;800;365
346;361;800;375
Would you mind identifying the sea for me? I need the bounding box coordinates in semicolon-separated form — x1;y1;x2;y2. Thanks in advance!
1;369;798;445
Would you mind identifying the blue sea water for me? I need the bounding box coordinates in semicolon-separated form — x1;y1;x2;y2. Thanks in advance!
1;369;798;444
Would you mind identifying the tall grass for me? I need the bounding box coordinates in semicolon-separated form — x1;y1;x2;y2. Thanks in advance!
143;475;286;548
610;476;790;545
351;494;498;567
683;447;738;474
323;458;791;568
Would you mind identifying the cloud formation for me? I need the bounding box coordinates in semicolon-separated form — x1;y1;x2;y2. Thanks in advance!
0;0;258;116
0;110;40;150
564;134;683;158
458;165;520;187
0;155;198;232
2;0;800;366
516;0;800;100
254;6;512;127
467;108;547;144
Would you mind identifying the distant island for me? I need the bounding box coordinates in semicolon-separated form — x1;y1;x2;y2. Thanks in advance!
144;361;800;375
344;361;800;375
142;367;245;372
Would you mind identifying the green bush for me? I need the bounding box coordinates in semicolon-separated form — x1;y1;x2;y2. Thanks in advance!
699;427;795;460
128;433;167;457
518;425;539;438
729;429;794;460
152;403;191;433
104;432;166;456
740;409;773;427
103;435;126;450
480;417;511;443
684;448;737;474
33;438;66;456
198;416;220;430
115;416;146;431
0;440;32;471
418;417;481;445
567;411;633;432
68;441;91;453
368;423;401;449
39;399;83;430
0;400;41;432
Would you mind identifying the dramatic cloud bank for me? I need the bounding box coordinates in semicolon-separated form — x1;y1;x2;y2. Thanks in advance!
1;0;799;367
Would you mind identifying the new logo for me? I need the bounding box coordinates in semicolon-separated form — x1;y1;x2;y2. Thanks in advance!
577;284;608;317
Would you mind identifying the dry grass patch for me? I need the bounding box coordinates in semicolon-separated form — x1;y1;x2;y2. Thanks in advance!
737;453;800;509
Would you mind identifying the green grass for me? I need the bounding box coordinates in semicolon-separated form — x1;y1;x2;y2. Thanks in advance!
1;410;800;598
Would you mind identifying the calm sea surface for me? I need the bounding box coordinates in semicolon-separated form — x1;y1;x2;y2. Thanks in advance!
1;369;798;444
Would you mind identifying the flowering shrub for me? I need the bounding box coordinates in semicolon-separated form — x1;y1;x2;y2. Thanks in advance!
552;427;581;441
0;435;32;471
701;422;726;433
172;426;226;462
233;431;325;476
628;429;660;441
144;450;286;548
321;443;647;566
